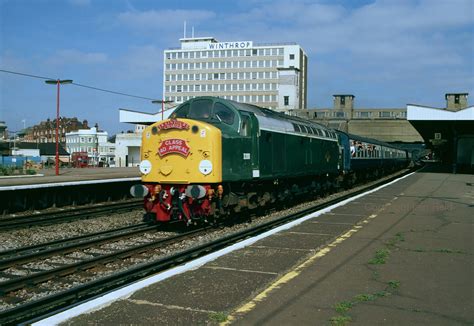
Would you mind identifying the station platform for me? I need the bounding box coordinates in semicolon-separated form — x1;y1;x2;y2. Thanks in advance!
0;167;139;188
36;169;473;325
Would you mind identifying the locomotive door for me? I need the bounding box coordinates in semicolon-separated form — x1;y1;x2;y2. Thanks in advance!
240;112;259;179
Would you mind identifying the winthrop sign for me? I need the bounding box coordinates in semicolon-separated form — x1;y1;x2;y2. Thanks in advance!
208;41;253;50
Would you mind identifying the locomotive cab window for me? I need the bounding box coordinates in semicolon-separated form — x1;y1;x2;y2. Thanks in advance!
189;99;213;119
173;103;190;118
213;103;235;125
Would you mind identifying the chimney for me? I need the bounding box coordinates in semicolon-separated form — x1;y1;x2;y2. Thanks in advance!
333;94;355;119
445;93;468;112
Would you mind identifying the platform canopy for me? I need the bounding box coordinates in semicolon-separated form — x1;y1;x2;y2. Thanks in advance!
407;104;474;172
119;107;177;125
407;104;473;144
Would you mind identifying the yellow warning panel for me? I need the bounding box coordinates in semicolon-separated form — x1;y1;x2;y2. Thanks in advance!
140;119;222;184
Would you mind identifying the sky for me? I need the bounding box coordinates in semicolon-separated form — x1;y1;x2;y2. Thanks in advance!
0;0;473;136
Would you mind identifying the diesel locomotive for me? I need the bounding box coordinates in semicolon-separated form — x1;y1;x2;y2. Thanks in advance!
130;97;409;225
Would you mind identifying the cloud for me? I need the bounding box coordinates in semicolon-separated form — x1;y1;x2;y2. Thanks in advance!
117;9;216;33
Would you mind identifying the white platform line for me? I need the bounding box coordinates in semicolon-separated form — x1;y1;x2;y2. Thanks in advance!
0;177;140;191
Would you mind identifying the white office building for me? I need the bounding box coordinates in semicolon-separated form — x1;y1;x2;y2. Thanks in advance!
65;127;115;166
164;37;308;111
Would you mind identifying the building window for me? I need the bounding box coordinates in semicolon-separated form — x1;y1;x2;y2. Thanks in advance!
340;96;346;107
252;49;257;55
455;95;460;104
284;96;289;106
289;54;295;60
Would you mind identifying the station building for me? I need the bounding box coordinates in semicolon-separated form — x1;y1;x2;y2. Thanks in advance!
408;93;473;172
288;95;424;144
163;37;307;110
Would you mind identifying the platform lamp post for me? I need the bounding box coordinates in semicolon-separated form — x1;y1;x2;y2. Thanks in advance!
45;79;73;176
151;99;173;120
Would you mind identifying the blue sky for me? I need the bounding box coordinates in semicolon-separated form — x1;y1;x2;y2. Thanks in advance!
1;0;473;135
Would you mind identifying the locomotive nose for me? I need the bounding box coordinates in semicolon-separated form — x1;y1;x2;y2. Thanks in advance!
140;119;222;184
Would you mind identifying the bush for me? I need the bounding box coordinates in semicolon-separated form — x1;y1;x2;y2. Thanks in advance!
0;166;15;176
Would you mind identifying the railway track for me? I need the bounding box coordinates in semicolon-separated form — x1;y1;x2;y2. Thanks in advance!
0;224;211;324
0;169;414;325
0;200;142;230
0;223;155;268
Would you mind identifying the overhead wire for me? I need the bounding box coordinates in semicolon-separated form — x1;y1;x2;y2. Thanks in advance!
0;68;160;101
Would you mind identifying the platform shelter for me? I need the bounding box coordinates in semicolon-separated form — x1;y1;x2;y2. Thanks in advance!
407;93;474;173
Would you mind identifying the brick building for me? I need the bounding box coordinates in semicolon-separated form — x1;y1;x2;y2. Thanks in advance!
24;117;89;144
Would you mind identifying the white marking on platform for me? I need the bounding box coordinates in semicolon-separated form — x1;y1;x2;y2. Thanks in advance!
203;266;278;275
0;177;140;191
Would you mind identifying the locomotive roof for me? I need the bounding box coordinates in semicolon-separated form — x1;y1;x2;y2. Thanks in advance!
175;97;339;142
226;99;330;130
222;98;338;141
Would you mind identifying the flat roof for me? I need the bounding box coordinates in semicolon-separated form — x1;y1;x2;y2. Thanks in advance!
407;104;474;121
119;107;177;125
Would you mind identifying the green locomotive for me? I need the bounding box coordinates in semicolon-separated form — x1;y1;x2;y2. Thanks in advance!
132;96;341;224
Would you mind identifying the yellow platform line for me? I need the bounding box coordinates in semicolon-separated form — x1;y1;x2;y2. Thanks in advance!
222;210;383;325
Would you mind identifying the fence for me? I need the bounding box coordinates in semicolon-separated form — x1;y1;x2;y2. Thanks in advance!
0;156;42;168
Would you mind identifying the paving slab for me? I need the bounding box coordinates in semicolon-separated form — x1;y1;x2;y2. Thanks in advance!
205;246;309;273
130;267;276;312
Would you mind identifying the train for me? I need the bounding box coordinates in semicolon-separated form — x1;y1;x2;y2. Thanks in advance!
130;97;410;225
